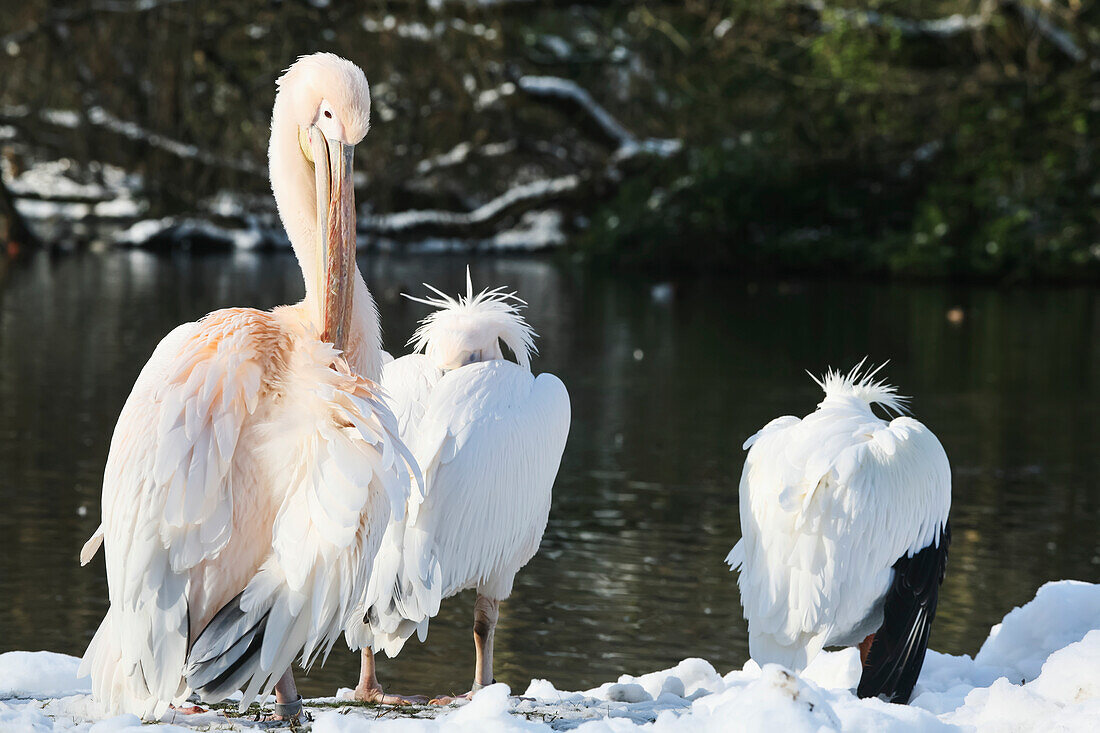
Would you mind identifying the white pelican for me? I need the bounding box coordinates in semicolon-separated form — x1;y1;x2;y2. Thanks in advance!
728;363;950;704
77;53;415;721
345;271;571;703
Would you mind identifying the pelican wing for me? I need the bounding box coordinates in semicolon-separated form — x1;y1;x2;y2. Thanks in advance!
80;310;278;716
412;360;570;600
359;360;570;655
347;354;443;655
380;353;443;445
858;520;951;703
730;411;950;672
83;308;417;714
184;338;416;708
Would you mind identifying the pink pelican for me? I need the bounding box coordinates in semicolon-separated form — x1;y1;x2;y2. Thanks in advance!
346;271;571;704
77;53;414;721
728;363;951;704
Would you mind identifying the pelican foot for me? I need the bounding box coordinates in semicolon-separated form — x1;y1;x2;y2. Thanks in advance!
352;684;428;705
429;679;497;705
428;692;472;706
168;703;207;715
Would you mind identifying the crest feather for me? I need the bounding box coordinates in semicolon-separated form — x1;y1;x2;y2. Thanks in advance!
810;358;910;415
403;267;538;369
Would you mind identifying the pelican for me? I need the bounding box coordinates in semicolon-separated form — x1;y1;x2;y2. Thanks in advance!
77;53;415;721
345;271;570;704
727;363;951;704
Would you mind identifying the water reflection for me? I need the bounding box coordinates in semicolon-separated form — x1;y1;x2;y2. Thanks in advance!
0;251;1097;696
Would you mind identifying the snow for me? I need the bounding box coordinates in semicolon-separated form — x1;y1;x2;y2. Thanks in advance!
4;159;142;205
8;103;262;175
974;579;1100;683
0;652;89;699
2;581;1099;731
517;76;681;161
414;141;515;176
112;216;275;249
362;175;579;235
803;2;986;38
491;210;566;250
361;14;498;42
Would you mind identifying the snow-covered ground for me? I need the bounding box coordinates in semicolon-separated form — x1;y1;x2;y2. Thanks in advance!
2;581;1098;731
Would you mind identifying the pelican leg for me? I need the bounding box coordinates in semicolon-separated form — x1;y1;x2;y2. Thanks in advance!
268;669;308;722
353;648;429;705
472;594;500;690
430;594;500;705
858;633;875;665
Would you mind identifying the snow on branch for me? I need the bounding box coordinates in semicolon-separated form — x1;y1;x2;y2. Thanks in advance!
361;174;580;236
414;140;516;176
800;1;986;38
517;76;681;160
801;0;1096;69
0;105;263;176
1008;1;1095;67
112;216;277;249
85;0;189;12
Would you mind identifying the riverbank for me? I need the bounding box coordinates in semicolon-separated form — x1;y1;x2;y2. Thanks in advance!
2;580;1098;731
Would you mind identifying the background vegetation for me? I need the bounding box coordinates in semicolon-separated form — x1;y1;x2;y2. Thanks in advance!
579;1;1099;280
0;1;1097;280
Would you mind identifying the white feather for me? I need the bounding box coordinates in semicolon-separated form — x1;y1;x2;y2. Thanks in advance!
81;308;414;716
350;275;570;658
730;365;950;672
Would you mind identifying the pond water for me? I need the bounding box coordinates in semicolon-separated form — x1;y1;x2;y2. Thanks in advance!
0;250;1098;697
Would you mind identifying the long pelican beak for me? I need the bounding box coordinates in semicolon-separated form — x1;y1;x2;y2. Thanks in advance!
304;125;357;352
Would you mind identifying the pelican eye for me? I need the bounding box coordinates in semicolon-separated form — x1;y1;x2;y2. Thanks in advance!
465;350;482;365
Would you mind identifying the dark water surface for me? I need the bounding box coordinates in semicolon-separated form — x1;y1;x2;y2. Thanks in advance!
1;251;1098;697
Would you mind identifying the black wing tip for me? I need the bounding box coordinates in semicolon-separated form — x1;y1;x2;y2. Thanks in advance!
857;520;951;704
185;591;270;703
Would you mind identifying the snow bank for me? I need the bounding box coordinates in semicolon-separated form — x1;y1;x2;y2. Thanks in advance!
0;651;90;699
1;581;1098;731
975;580;1100;683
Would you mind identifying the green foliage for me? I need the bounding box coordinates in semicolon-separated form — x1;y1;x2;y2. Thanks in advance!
579;2;1100;280
581;143;885;273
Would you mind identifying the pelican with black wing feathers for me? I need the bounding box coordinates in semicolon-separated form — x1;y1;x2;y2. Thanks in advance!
728;363;951;704
78;54;415;722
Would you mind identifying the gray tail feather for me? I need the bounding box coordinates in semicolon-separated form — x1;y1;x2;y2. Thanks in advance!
184;591;270;703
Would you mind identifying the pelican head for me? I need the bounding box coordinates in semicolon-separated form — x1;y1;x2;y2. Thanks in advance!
271;53;371;351
406;268;537;372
